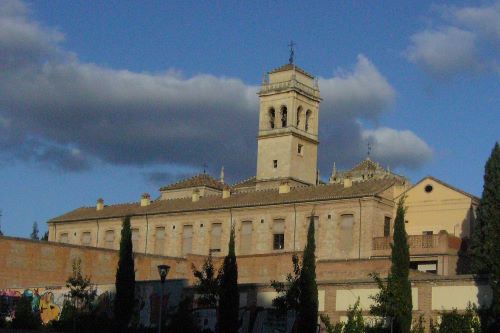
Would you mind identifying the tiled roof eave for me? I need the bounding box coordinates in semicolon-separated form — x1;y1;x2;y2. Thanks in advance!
48;192;385;224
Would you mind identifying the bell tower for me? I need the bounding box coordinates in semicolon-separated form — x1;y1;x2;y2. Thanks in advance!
256;62;321;189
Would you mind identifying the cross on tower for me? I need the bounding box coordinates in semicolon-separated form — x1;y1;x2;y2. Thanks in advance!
288;41;296;64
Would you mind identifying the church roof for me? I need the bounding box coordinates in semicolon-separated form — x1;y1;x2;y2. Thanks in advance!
351;158;381;172
269;63;314;78
49;178;397;223
159;173;225;191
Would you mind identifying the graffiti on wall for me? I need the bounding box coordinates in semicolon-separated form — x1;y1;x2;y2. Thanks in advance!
0;280;185;327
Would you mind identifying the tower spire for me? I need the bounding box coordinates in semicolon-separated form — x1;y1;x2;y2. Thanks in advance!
220;166;225;184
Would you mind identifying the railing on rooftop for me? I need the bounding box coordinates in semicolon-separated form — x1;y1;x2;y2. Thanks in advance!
372;232;461;256
260;79;320;98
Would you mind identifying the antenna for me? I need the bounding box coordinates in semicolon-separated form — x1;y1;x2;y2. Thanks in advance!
203;163;208;174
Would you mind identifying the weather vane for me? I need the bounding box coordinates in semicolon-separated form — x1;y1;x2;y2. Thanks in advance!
288;40;296;64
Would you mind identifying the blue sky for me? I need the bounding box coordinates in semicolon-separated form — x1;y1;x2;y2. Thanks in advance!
0;0;498;237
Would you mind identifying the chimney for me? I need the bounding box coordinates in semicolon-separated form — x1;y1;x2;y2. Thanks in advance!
192;189;200;202
96;198;104;211
343;178;352;188
140;193;151;207
222;186;231;199
279;181;290;194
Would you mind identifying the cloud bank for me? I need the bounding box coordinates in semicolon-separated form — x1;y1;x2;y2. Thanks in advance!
406;2;500;79
0;0;432;184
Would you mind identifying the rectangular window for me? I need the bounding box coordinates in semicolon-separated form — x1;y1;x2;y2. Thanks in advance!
105;230;115;249
240;221;253;255
273;219;285;250
273;160;278;168
339;214;354;253
422;231;433;235
59;233;68;243
81;232;91;246
297;144;303;155
384;217;391;237
210;223;222;254
155;227;165;255
182;225;193;256
131;228;139;252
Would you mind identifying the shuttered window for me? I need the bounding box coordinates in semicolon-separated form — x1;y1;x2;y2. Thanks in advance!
240;221;253;255
384;217;391;237
131;228;140;252
105;230;115;249
81;232;91;246
339;214;354;253
155;227;165;255
273;219;285;250
182;225;193;256
210;223;222;254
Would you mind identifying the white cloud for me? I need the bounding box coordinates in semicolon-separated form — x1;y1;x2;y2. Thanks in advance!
405;27;479;78
361;128;433;169
406;2;500;79
319;55;396;120
0;0;432;180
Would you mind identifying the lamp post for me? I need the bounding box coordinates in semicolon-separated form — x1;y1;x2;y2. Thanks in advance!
157;264;170;333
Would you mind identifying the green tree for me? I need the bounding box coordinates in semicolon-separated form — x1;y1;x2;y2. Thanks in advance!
371;197;412;333
31;221;39;240
469;142;500;331
114;215;135;331
41;231;49;241
270;253;301;315
217;225;239;333
66;257;97;311
343;298;365;333
192;254;220;308
296;215;318;333
319;313;343;333
166;296;202;333
12;295;41;330
431;304;481;333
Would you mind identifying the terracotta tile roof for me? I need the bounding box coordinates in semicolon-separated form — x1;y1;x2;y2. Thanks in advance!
269;63;314;78
159;173;224;191
351;158;380;172
232;176;257;189
49;179;397;223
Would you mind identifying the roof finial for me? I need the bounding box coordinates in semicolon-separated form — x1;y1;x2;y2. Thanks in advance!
367;142;372;160
220;166;225;184
332;162;337;176
288;40;296;64
203;163;207;174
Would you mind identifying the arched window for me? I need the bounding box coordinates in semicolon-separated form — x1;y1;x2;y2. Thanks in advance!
280;106;287;127
305;110;312;132
268;108;275;129
296;106;302;128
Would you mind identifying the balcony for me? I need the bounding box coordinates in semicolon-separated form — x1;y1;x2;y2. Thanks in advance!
372;231;462;257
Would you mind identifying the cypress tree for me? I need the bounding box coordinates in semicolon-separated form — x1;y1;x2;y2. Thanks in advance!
470;142;500;331
218;225;239;333
296;215;318;333
389;197;412;333
114;216;135;332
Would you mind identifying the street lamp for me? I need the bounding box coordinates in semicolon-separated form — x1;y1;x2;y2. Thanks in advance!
157;264;170;333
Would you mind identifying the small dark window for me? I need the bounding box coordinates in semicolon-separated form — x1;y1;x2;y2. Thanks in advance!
327;214;332;220
297;144;303;154
273;160;278;168
384;217;391;237
261;219;264;223
200;223;204;227
425;184;433;193
423;231;433;235
273;234;285;250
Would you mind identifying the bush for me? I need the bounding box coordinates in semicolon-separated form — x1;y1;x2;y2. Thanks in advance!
430;305;481;333
11;295;41;330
